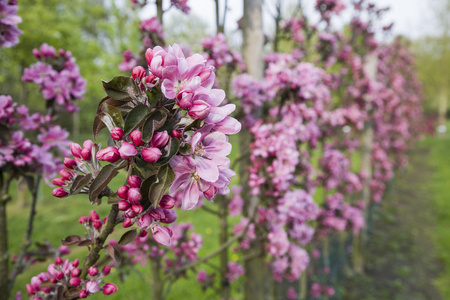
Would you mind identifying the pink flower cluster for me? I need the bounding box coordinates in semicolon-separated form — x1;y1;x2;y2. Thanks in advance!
0;0;22;48
0;95;71;183
22;43;87;112
20;257;117;299
310;282;335;298
170;0;190;14
201;33;245;70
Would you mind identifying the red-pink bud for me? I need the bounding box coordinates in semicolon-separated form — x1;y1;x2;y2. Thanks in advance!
55;257;63;265
110;127;124;140
117;186;129;199
150;131;170;147
50;278;58;284
72;267;81;277
139;229;148;238
83;140;94;152
63;158;77;169
159;195;175;209
151;224;172;245
55;270;64;280
78;216;89;224
145;73;157;84
138;213;152;228
127;188;142;204
188;100;211;119
70;143;82;158
72;259;79;268
131;204;143;215
127;175;142;188
145;48;154;65
102;265;111;276
96;147;120;162
93;220;102;229
132;66;146;80
102;283;118;295
81;148;91;160
203;185;218;199
52;188;68;198
160;209;177;224
79;290;88;298
124;208;137;218
32;48;41;59
119;141;137;159
90;210;100;221
123;218;133;228
70;277;82;287
142;147;162;163
52;178;66;187
88;266;98;277
130;130;143;146
118;200;130;211
171;129;182;139
59;169;73;180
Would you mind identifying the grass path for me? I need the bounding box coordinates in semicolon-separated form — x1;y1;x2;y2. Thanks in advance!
344;134;450;299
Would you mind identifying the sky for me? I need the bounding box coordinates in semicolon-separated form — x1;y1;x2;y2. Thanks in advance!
141;0;439;41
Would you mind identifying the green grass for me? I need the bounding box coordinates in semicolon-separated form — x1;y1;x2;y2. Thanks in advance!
419;130;450;298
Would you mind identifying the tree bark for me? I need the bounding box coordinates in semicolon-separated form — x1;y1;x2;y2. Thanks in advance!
150;255;164;300
0;173;11;299
156;0;163;25
218;196;230;299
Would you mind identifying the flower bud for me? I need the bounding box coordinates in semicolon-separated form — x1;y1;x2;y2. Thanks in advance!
102;283;118;295
79;290;88;298
51;277;58;284
96;147;120;162
55;270;64;280
86;280;100;294
63;158;77;169
132;66;146;80
70;277;82;287
93;220;102;229
52;178;66;187
203;185;218;199
117;186;129;199
145;48;154;65
102;265;111;276
131;204;143;215
140;229;148;238
127;188;142;204
127;175;142;188
110;127;124;140
124;208;137;218
70;143;82;158
171;129;182;139
118;200;130;211
72;259;79;268
130;130;143;146
142;147;162;163
55;257;63;265
90;210;100;221
123;218;133;228
83;140;94;152
59;169;73;180
149;207;164;221
88;266;98;277
81;148;91;160
52;188;68;198
145;73;157;84
150;131;169;147
78;216;89;224
151;224;172;245
160;209;177;224
159;195;175;209
71;268;81;277
119;141;137;159
177;92;194;109
138;213;152;229
32;48;41;59
188;100;211;119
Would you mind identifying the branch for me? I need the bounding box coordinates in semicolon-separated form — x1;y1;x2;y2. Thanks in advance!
201;205;220;216
8;175;42;293
80;203;119;279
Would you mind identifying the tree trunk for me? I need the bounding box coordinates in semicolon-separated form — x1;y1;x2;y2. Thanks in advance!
150;255;164;300
0;190;10;299
218;197;231;299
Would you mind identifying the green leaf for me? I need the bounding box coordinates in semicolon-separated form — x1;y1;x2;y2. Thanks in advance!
118;229;137;246
92;114;106;140
70;173;93;195
124;104;151;134
107;105;124;128
146;87;163;107
140;174;157;210
104;243;122;264
148;164;175;206
155;138;180;166
142;109;168;142
89;161;126;204
61;235;85;246
102;76;139;101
